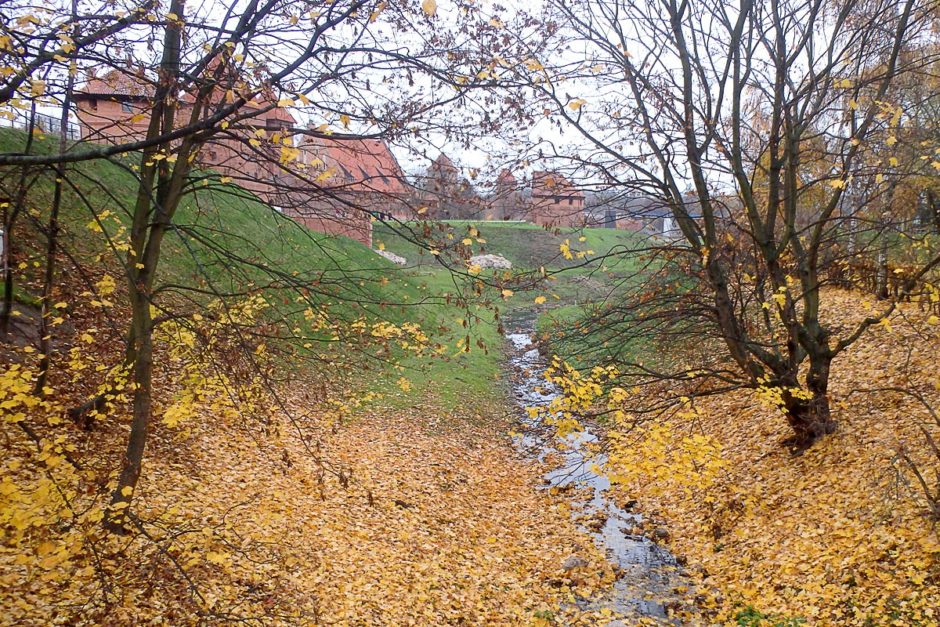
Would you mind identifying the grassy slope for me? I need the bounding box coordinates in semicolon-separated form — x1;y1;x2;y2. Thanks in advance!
0;127;500;414
2;127;646;414
374;220;642;274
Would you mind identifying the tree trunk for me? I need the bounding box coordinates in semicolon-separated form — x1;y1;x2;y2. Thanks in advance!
34;16;76;393
0;220;12;334
104;0;185;532
781;354;836;451
105;292;153;531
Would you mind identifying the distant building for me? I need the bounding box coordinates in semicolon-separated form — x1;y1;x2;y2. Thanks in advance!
529;171;585;228
587;191;703;238
418;153;482;220
74;68;157;140
281;137;412;246
486;169;523;221
73;69;409;247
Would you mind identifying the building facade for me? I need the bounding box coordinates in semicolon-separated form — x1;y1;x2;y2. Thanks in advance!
529;171;585;228
73;69;408;247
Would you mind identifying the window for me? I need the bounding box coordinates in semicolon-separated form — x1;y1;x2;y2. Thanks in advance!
568;197;574;206
90;99;98;111
121;102;133;113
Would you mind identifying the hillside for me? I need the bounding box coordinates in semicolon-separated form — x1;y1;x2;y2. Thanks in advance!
374;220;645;273
0;126;629;624
0;127;512;411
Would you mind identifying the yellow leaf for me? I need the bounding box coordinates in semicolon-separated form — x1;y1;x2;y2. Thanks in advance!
501;289;513;299
421;0;437;16
568;98;586;111
206;551;229;564
534;296;547;304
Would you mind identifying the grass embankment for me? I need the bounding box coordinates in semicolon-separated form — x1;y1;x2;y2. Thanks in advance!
370;220;649;407
374;220;646;313
0;127;504;413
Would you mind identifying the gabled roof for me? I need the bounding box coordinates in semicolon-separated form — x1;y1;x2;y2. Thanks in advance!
531;171;583;199
76;68;296;126
430;153;458;177
304;138;406;195
76;69;154;99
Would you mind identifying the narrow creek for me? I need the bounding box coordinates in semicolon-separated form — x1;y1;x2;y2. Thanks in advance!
504;311;695;625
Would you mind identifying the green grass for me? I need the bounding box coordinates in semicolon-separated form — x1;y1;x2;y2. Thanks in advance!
373;220;644;273
0;127;505;416
1;127;654;417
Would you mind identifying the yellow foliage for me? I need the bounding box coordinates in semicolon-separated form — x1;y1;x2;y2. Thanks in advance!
602;290;940;624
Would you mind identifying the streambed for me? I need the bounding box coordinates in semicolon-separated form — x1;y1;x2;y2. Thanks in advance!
505;313;696;624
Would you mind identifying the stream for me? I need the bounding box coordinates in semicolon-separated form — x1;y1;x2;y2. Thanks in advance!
504;312;695;625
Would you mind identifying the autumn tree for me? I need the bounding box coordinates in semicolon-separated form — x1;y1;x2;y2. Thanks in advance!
502;0;940;448
0;0;505;536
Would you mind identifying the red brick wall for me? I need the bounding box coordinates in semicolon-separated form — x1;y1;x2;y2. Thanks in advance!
530;195;585;228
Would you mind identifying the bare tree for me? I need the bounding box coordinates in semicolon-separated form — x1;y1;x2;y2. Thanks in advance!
501;0;940;449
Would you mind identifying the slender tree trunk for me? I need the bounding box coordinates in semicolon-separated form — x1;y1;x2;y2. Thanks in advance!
105;0;186;532
0;219;13;333
34;7;77;393
105;291;153;531
876;240;889;300
1;104;38;335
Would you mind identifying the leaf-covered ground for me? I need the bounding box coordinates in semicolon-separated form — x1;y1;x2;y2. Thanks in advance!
1;369;627;625
604;290;940;625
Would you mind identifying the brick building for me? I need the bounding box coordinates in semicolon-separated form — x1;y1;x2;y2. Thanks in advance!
73;69;406;246
281;137;412;246
529;171;585;228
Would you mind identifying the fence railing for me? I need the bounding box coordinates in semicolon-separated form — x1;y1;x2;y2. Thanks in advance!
0;109;81;140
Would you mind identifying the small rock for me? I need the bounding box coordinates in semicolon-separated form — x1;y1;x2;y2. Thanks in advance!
469;253;512;269
653;527;670;541
375;249;407;265
562;556;588;571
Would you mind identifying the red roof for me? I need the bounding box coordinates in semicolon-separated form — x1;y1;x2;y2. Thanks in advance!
77;68;296;126
497;169;516;184
531;171;583;198
76;69;154;99
304;138;406;195
430;153;458;177
245;88;296;125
